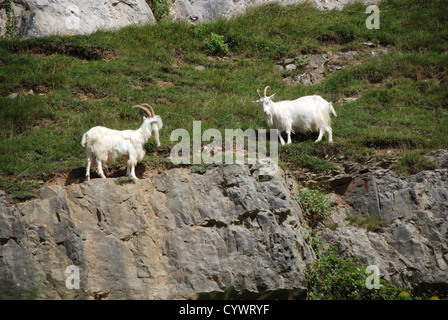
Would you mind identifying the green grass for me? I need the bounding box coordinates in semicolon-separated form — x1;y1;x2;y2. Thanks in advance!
0;0;447;194
345;214;391;233
393;150;438;175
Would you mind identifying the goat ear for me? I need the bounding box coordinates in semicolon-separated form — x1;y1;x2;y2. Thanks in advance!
252;99;261;104
268;93;275;100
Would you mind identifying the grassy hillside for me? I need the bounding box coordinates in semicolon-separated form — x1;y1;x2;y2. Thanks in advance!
0;0;447;197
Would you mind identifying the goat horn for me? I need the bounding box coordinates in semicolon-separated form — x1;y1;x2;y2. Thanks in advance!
263;86;270;97
132;104;152;117
141;103;155;117
257;89;262;99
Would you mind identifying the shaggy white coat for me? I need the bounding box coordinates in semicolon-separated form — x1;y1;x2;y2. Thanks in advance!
81;114;162;180
253;91;336;145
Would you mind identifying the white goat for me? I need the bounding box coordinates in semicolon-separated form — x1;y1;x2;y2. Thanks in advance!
252;86;336;145
81;104;163;181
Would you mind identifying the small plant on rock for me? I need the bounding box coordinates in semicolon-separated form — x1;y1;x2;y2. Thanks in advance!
146;0;172;21
297;186;332;223
2;0;20;39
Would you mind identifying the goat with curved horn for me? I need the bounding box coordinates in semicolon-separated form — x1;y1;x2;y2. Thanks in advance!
141;103;156;117
132;103;163;147
132;104;152;117
263;86;270;97
81;102;164;181
252;87;336;145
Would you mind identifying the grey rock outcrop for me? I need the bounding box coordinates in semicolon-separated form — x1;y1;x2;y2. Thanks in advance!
171;0;381;23
426;149;448;169
278;44;389;86
279;51;360;86
0;164;314;299
320;168;448;291
0;0;155;39
1;0;381;39
1;157;447;299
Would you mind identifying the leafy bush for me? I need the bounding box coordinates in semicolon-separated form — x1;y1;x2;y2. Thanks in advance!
205;32;229;55
2;0;20;39
146;0;172;21
304;249;402;300
297;186;332;223
305;249;366;300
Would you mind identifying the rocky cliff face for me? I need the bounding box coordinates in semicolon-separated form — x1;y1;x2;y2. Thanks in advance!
0;163;315;299
321;168;448;291
171;0;380;23
1;154;447;299
1;0;380;39
1;0;155;39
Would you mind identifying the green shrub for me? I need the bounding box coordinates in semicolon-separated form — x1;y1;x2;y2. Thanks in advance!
2;0;20;39
205;32;229;55
305;249;366;300
146;0;172;21
297;187;332;223
304;249;402;300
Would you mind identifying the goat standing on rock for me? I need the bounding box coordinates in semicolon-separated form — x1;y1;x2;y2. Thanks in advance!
81;104;163;181
253;86;336;145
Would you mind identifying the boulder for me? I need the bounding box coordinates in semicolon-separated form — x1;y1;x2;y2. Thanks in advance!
285;63;297;72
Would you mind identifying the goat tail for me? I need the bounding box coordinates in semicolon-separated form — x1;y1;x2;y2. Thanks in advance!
329;102;337;117
156;115;163;130
81;132;88;147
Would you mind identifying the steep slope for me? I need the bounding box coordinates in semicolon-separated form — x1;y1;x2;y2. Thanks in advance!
0;163;315;299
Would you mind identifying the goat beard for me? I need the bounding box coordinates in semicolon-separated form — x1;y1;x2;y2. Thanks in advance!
266;114;273;127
